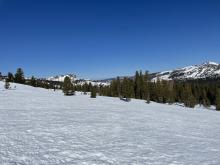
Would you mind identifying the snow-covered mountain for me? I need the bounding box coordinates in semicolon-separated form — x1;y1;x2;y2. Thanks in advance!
152;61;220;81
47;74;76;82
45;61;220;84
47;74;110;86
75;79;110;86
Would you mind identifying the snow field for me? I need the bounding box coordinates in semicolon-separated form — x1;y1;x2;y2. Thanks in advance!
0;82;220;164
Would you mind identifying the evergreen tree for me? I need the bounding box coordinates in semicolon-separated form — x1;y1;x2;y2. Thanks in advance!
146;93;150;104
143;71;150;102
14;68;25;84
110;79;118;97
183;84;196;108
139;70;144;99
8;72;14;82
89;82;92;92
116;77;121;97
167;81;175;104
4;78;10;89
134;71;140;99
62;77;74;95
90;86;97;98
216;88;220;111
82;82;88;94
156;79;163;103
30;76;37;87
121;77;131;98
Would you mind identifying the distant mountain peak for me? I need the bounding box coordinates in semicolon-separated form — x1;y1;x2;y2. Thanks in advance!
47;74;76;82
202;61;219;66
152;61;220;81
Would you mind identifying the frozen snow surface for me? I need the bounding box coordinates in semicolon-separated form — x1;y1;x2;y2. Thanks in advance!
0;82;220;165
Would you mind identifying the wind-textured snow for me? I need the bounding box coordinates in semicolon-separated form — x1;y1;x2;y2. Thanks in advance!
0;82;220;165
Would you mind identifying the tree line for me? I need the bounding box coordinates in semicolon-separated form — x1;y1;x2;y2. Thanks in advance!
77;71;220;110
4;68;62;89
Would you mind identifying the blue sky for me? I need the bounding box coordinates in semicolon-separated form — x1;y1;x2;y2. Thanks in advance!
0;0;220;79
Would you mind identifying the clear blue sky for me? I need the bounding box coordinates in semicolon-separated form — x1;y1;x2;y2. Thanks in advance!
0;0;220;79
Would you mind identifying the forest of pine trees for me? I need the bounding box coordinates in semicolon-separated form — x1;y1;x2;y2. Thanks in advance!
77;71;220;110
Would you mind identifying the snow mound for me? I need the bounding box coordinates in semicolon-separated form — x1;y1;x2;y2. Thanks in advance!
0;82;220;164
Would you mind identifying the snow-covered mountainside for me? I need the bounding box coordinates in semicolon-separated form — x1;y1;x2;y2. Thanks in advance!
47;74;76;82
152;61;220;81
1;82;220;164
75;79;110;86
47;74;110;86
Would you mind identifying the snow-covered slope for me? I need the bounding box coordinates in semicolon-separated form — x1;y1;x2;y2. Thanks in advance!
152;61;220;81
1;82;220;164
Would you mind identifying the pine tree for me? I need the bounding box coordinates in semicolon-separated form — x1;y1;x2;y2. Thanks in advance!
89;82;92;92
167;81;175;104
216;88;220;111
30;76;37;87
14;68;25;84
134;71;141;99
139;70;144;99
90;86;97;98
146;93;150;104
156;79;163;103
143;71;150;102
62;77;74;95
82;82;88;94
110;79;118;97
183;84;196;108
8;72;14;82
116;77;121;97
4;78;10;89
121;77;131;98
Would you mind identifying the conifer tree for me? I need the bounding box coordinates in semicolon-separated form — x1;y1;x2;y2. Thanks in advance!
30;76;37;87
183;84;196;108
156;79;163;103
89;82;92;92
90;86;97;98
116;76;121;97
82;82;88;94
146;93;150;104
62;77;74;95
8;72;14;82
134;71;141;99
139;70;144;99
110;79;118;97
14;68;25;84
167;81;175;104
4;78;10;89
143;71;150;102
216;88;220;111
121;77;131;98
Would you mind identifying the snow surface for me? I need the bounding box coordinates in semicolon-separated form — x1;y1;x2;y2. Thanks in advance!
1;82;220;165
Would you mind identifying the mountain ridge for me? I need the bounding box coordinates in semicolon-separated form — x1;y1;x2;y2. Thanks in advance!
45;61;220;84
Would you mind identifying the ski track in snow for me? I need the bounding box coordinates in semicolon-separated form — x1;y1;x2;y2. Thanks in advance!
0;82;220;165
